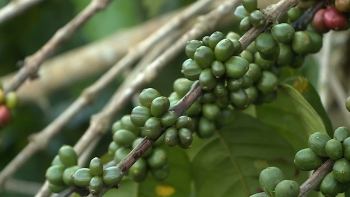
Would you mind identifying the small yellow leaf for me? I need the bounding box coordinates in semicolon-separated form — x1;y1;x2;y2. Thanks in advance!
155;185;175;197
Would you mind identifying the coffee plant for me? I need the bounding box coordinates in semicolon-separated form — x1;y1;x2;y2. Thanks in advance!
1;0;350;196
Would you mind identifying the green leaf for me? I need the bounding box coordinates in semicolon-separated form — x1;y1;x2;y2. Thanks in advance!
283;76;333;136
256;84;327;151
106;146;191;196
191;111;309;197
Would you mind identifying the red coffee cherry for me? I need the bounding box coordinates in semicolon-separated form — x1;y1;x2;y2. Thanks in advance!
0;105;10;127
323;6;348;31
312;9;330;34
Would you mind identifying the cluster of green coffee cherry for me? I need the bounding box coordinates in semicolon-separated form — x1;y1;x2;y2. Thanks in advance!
0;89;18;128
294;127;350;196
46;145;123;195
250;167;300;197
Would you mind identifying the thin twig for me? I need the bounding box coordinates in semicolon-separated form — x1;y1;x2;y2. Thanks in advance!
0;0;211;190
318;32;333;111
4;0;111;94
299;159;334;197
4;178;42;196
0;0;45;25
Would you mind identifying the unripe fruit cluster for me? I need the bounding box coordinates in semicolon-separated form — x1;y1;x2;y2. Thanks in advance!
0;89;18;127
250;166;300;197
46;145;123;195
294;127;350;196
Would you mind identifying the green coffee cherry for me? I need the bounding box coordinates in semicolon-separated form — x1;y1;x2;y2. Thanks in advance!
63;165;80;186
225;56;249;79
113;129;136;147
182;59;203;81
154;134;165;147
231;39;242;54
147;148;167;169
129;158;148;182
108;141;120;155
240;50;254;63
102;166;123;186
139;88;161;108
5;92;18;109
294;148;322;171
175;116;193;130
213;81;228;98
325;139;343;161
89;176;103;195
226;31;241;41
111;120;123;134
121;115;140;136
246;63;261;82
277;43;295;67
48;183;67;193
249;192;270;197
249;10;266;28
242;75;253;89
185;40;203;59
46;165;65;185
151;96;170;117
151;164;170;181
320;172;341;197
333;158;350;183
130;106;152;127
73;168;92;187
208;31;225;50
185;100;202;116
197;116;216;138
292;31;312;55
245;86;259;104
334;126;348;142
202;36;210;46
254;53;275;70
240;16;253;33
164;127;179;147
199;68;217;91
229;88;249;108
234;5;249;21
211;60;226;78
58;145;77;168
173;78;194;97
343;137;350;160
51;155;63;166
202;103;220;120
274;180;300;197
289;55;305;69
114;147;131;163
214;39;235;62
259;167;285;197
160;111;178;127
308;132;331;157
246;41;257;54
242;0;257;13
346;97;350;112
287;7;303;22
271;23;295;43
199;91;216;104
169;92;180;107
305;30;323;54
227;77;244;92
144;117;162;139
194;46;215;69
257;71;278;94
89;157;103;177
178;128;193;147
132;138;152;158
255;32;278;56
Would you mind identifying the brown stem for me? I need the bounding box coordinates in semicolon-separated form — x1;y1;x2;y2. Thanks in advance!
292;1;326;31
4;0;111;94
299;159;334;197
0;0;45;25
